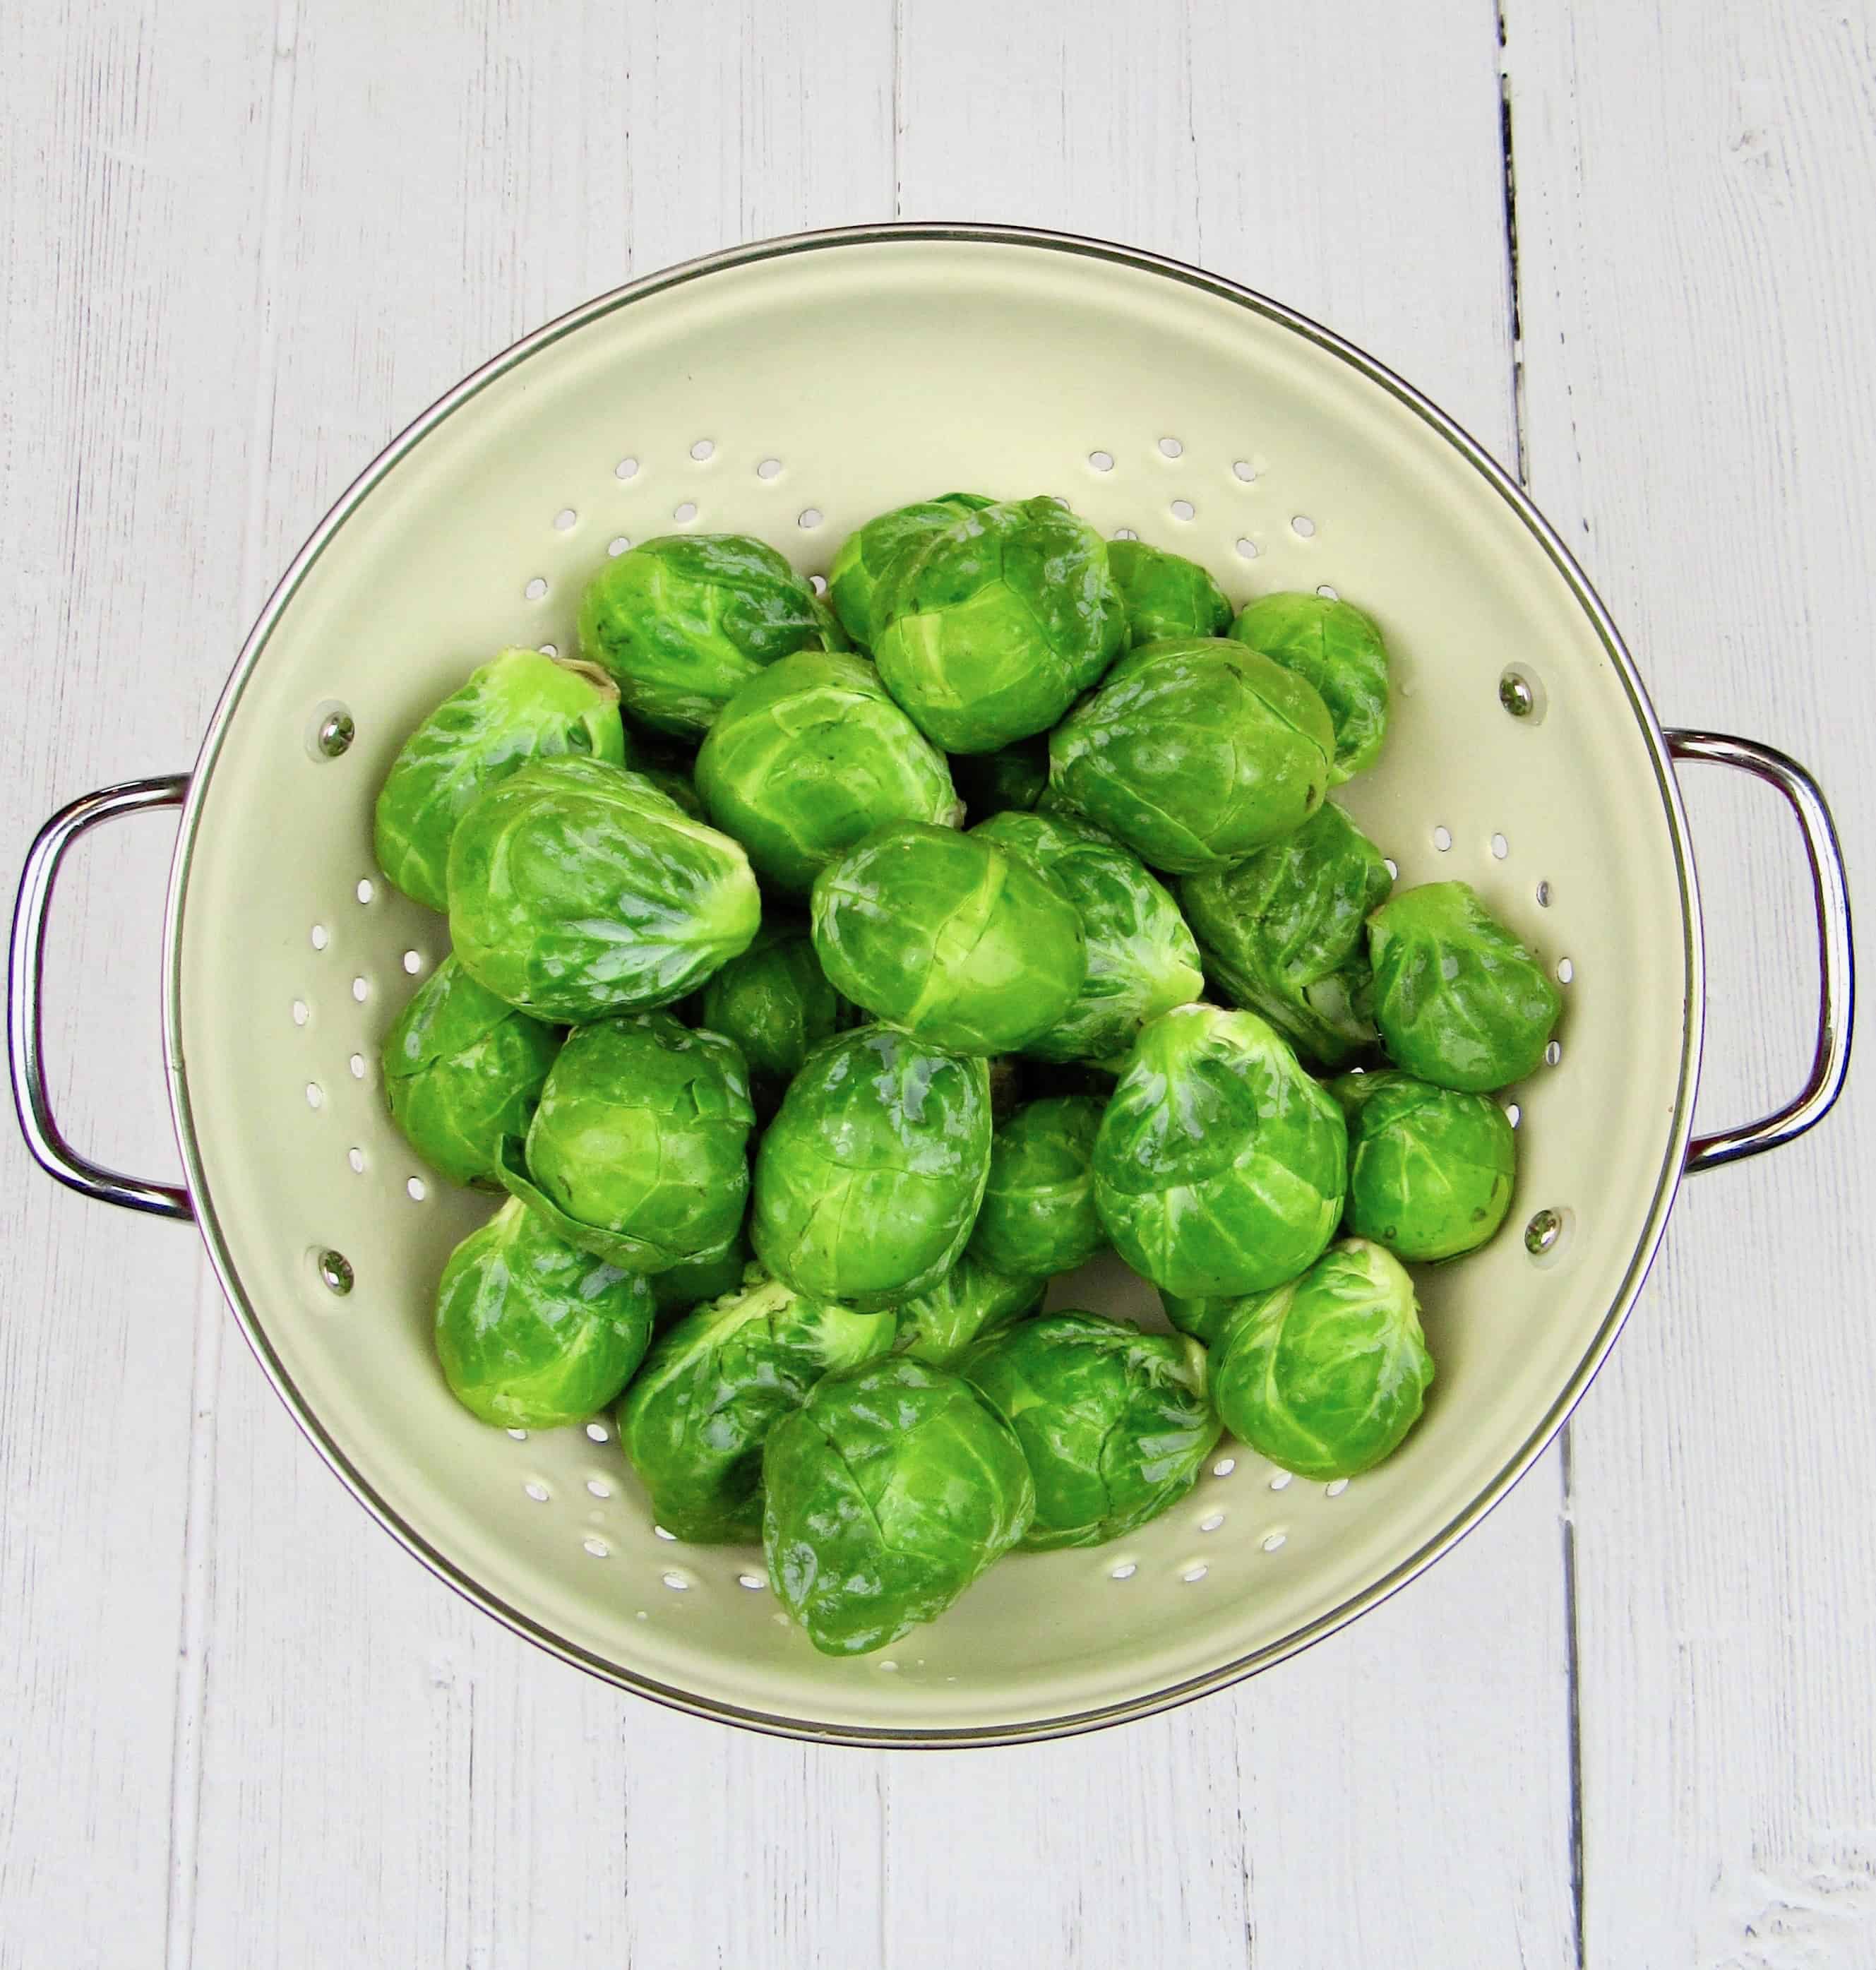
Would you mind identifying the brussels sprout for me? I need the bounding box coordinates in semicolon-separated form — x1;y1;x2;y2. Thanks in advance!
693;650;962;894
811;595;853;654
892;1256;1046;1366
1092;1004;1346;1297
1367;882;1562;1092
827;493;996;648
1106;540;1232;647
500;1012;754;1272
381;957;561;1188
1330;1070;1517;1261
968;1096;1106;1279
1160;1291;1233;1348
762;1356;1034;1655
374;650;628;912
961;1312;1220;1548
618;1268;897;1542
650;1231;751;1329
1179;802;1394;1068
1230;592;1390;784
699;923;852;1105
1048;638;1334;873
871;496;1127;753
578;533;833;737
448;758;760;1021
810;822;1086;1055
1211;1237;1432;1479
751;1025;992;1311
433;1198;655;1429
952;737;1050;824
970;809;1203;1064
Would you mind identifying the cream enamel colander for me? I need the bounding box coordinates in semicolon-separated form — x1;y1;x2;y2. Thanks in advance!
9;225;1853;1746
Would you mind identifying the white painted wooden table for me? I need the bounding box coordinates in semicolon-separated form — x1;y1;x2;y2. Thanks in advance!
4;5;1871;1966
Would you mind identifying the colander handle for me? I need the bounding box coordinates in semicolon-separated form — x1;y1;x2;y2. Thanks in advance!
8;775;193;1219
1668;731;1854;1174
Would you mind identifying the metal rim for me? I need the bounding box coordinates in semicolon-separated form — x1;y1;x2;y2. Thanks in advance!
160;221;1704;1748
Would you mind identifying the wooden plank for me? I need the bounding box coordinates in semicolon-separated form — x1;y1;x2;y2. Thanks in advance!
175;4;897;1968
0;6;279;1966
1506;2;1876;1963
894;5;1579;1965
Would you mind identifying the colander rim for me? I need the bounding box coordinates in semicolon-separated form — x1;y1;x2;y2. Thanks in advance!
160;220;1704;1748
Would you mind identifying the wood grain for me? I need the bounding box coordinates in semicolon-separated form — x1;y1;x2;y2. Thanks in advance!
1507;1;1876;1964
890;6;1576;1966
183;5;897;1969
0;5;275;1966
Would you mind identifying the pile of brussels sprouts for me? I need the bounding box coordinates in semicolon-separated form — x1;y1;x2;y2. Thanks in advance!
373;494;1561;1658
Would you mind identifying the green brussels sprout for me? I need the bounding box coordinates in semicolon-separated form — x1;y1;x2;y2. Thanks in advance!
381;957;561;1188
871;496;1127;753
374;650;628;912
1211;1237;1433;1479
891;1255;1046;1366
970;809;1203;1064
498;1012;754;1272
811;594;853;654
827;492;996;648
1367;882;1562;1092
751;1025;992;1311
968;1096;1106;1278
952;736;1051;823
448;758;760;1021
699;923;852;1104
1329;1070;1517;1261
1230;592;1390;784
1048;638;1334;873
433;1197;655;1429
810;821;1086;1054
577;533;833;737
1159;1291;1233;1347
1180;802;1394;1068
618;1268;897;1542
1092;1004;1346;1297
650;1231;751;1329
762;1356;1034;1655
1106;539;1232;647
693;650;962;894
961;1311;1220;1548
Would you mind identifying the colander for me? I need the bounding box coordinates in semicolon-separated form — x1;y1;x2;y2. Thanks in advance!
8;224;1853;1748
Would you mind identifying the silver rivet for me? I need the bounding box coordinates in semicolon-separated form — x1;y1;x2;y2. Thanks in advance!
317;1250;353;1295
1525;1208;1564;1255
1500;670;1536;717
316;710;354;758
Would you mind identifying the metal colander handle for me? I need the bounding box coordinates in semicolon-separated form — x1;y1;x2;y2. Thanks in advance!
7;774;193;1219
1668;730;1855;1174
